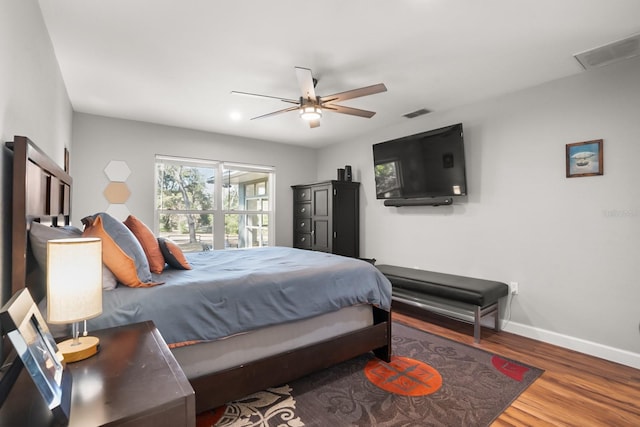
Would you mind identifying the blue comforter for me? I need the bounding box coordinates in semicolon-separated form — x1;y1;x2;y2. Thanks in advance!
87;247;391;345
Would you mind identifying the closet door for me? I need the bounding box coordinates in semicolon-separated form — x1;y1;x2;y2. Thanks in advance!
311;184;332;253
332;183;359;257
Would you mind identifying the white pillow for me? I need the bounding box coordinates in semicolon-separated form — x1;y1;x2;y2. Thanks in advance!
29;221;117;290
29;221;82;267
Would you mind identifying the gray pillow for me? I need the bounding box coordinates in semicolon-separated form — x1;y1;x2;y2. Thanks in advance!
82;212;153;284
28;221;117;291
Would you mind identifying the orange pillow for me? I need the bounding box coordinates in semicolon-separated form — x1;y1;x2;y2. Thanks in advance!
124;215;165;274
83;215;161;288
158;237;191;270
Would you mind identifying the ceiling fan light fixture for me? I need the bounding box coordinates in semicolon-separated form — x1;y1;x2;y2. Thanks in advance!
233;67;386;125
300;105;322;121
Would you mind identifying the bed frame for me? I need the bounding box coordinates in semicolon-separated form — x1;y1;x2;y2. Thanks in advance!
2;135;392;412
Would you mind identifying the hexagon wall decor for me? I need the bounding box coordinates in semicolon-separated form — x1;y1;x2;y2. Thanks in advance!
106;204;131;220
103;160;132;220
103;182;131;204
104;160;131;182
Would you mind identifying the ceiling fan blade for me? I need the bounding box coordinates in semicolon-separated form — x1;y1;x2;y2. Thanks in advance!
231;91;298;104
324;104;377;118
320;83;387;103
295;67;317;100
309;119;320;128
250;106;300;120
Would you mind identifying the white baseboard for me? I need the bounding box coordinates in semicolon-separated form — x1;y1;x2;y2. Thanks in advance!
502;321;640;370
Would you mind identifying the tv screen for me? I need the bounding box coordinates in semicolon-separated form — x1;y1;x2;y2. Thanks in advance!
373;123;466;202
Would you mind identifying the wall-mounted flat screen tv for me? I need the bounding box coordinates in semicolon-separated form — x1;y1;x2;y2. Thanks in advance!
372;123;466;205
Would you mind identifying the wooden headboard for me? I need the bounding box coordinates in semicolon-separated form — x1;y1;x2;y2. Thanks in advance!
6;136;72;302
1;136;72;406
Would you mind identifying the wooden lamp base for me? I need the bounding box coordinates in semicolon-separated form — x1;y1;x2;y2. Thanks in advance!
58;336;100;363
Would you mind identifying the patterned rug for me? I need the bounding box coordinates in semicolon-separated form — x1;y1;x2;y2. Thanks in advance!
197;322;543;427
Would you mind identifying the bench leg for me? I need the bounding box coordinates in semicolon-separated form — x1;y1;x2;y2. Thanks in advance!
474;306;481;343
475;302;502;343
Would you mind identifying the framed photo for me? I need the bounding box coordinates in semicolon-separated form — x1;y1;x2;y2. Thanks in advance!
566;139;603;178
0;289;72;424
64;147;70;173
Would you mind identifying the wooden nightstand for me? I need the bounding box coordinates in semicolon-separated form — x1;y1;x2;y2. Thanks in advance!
0;321;195;426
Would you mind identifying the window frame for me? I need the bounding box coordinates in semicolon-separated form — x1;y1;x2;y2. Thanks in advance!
154;154;275;251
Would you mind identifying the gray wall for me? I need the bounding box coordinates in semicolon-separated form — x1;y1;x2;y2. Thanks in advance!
317;57;640;368
0;0;72;304
71;113;318;247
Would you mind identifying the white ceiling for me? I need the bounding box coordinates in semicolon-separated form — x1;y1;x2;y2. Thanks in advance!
38;0;640;148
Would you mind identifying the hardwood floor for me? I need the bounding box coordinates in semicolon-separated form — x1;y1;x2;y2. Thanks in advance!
392;303;640;427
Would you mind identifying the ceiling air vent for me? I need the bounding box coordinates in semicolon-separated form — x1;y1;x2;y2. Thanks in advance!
403;108;431;119
574;33;640;70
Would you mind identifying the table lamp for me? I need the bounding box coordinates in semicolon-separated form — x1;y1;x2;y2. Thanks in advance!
47;237;103;363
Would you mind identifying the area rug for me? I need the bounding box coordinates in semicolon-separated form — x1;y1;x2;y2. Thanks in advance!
197;322;543;427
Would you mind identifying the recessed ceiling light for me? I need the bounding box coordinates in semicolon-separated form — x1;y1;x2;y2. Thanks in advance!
230;111;242;121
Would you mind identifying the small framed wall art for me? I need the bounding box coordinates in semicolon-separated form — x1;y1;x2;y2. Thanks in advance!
566;139;603;178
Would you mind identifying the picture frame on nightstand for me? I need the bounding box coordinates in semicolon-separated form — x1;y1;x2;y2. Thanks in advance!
0;288;72;425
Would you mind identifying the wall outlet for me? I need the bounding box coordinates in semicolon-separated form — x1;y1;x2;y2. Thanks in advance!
509;281;519;295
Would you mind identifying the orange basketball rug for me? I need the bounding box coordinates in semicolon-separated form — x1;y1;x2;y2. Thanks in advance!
197;322;543;427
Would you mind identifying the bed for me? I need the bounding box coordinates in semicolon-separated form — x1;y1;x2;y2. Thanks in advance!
1;135;392;413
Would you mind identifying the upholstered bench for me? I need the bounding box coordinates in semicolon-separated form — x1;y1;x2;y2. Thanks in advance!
376;265;509;343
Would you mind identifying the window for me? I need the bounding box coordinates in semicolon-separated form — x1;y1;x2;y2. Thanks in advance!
155;155;275;252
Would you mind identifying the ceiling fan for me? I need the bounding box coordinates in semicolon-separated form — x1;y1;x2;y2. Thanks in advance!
231;67;387;128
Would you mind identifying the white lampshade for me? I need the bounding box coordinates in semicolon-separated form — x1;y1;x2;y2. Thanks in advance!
47;238;103;324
